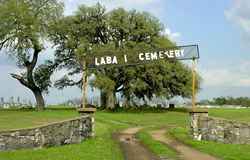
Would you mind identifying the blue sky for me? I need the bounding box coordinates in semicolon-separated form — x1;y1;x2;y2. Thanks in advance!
1;0;250;104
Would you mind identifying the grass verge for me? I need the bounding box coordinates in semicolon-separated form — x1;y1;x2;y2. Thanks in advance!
0;109;189;160
169;127;250;160
136;129;178;160
0;109;78;131
209;108;250;122
0;121;127;160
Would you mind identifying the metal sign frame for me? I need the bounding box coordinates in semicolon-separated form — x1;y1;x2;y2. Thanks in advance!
87;44;200;69
83;44;200;111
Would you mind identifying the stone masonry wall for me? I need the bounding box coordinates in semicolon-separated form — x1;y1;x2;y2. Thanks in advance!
190;112;250;144
0;115;93;151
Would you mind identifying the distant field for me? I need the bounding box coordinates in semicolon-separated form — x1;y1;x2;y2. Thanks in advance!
96;111;188;127
0;109;188;131
0;109;78;131
1;107;250;131
208;108;250;122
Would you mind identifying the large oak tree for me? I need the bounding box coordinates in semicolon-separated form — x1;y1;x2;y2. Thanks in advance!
0;0;63;110
49;3;108;108
49;4;201;109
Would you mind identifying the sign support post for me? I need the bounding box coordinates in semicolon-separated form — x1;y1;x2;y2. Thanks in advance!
81;60;87;109
192;59;196;111
78;60;96;119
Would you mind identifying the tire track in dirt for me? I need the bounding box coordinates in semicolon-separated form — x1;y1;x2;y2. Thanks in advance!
151;129;220;160
113;127;163;160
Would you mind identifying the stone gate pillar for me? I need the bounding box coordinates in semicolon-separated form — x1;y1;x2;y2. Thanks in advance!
189;110;208;141
78;108;96;137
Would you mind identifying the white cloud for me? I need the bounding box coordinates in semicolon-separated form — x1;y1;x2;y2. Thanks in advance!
163;28;181;43
200;60;250;87
225;0;250;41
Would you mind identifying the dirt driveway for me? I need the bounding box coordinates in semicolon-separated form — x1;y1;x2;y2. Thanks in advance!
114;127;219;160
114;127;161;160
151;129;219;160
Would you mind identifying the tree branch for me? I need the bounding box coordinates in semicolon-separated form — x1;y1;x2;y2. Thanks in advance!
30;38;42;69
10;73;29;88
0;36;13;49
54;76;82;89
0;39;8;49
34;0;51;17
30;49;40;68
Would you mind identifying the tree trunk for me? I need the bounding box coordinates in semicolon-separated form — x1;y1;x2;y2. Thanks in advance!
123;97;130;108
10;47;46;110
100;90;116;109
33;90;45;110
107;91;115;109
11;73;46;110
101;90;107;108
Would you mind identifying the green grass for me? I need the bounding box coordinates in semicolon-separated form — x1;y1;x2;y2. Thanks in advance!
0;109;188;160
96;111;188;127
94;111;188;160
2;108;250;160
0;119;127;160
0;109;78;131
170;127;250;160
1;108;249;131
136;129;178;159
208;108;250;122
97;111;186;160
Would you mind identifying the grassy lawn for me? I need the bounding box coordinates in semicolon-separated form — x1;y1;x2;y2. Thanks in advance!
0;109;188;160
96;111;188;160
165;108;250;160
136;129;178;160
1;108;250;160
170;127;250;160
0;109;78;131
96;111;188;127
209;108;250;122
0;116;127;160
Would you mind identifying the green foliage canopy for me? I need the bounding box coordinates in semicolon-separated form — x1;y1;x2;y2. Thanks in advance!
48;3;201;106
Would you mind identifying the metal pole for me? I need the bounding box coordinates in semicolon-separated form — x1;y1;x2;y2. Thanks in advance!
192;59;196;111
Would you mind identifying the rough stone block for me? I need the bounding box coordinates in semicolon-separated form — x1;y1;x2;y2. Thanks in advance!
190;113;250;144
